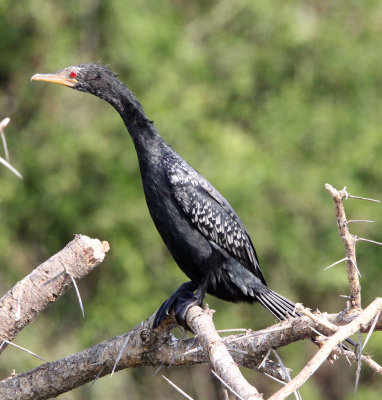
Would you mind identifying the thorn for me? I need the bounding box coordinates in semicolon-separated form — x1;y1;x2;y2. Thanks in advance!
0;118;12;168
309;326;328;338
61;260;85;319
355;332;362;393
210;369;245;400
87;365;105;391
347;220;375;224
162;375;196;400
111;333;131;378
0;156;23;179
2;339;47;362
264;372;287;385
272;349;301;399
217;328;247;334
258;349;271;369
362;311;380;351
357;237;382;247
0;117;10;130
348;258;362;278
323;257;348;270
67;274;85;318
347;194;380;203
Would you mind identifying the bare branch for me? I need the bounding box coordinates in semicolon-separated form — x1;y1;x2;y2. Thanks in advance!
186;305;262;399
0;235;110;353
325;184;361;309
268;298;382;400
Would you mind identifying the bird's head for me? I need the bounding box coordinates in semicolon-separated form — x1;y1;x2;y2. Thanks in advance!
32;63;147;122
31;63;118;97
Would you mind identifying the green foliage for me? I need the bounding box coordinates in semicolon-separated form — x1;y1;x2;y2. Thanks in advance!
1;1;382;398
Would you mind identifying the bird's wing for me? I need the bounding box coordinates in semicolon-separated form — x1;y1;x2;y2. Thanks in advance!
165;154;266;284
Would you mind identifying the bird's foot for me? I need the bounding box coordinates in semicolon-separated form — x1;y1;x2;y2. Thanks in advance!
173;291;203;330
153;281;197;329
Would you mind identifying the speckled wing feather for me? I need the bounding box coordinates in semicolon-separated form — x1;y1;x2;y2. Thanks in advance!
164;152;266;284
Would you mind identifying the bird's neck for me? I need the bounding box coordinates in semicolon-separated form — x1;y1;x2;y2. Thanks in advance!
104;80;163;153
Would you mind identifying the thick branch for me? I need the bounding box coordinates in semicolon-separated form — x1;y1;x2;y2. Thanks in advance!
0;310;271;400
2;305;382;400
186;306;262;399
0;235;110;353
325;184;361;309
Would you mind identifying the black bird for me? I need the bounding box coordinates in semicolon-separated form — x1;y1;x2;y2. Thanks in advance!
31;64;300;329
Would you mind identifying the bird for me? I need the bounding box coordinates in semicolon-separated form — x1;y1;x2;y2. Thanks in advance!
30;64;309;330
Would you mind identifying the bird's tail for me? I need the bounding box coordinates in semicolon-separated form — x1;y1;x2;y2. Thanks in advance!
256;287;299;320
256;287;356;350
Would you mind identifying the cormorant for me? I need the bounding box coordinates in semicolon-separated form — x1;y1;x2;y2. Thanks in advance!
30;64;302;329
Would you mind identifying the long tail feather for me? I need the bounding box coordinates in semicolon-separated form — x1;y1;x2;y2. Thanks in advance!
257;288;299;320
256;288;356;349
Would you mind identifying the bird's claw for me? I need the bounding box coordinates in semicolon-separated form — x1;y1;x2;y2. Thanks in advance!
152;281;197;329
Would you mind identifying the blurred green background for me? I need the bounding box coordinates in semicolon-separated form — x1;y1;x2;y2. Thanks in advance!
1;1;382;399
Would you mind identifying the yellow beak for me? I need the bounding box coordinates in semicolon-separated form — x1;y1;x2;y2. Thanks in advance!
31;73;78;88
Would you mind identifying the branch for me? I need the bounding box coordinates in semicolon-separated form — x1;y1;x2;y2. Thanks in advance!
325;184;361;309
269;298;382;400
0;235;110;353
186;306;262;399
3;305;382;400
0;310;269;400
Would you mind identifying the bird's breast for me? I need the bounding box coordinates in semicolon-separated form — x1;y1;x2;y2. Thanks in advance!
140;166;213;283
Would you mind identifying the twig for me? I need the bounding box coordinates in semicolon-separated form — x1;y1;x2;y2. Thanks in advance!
325;184;361;309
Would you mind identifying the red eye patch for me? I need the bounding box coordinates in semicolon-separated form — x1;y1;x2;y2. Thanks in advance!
70;71;77;78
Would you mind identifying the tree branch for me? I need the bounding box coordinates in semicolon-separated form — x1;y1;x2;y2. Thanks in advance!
269;298;382;400
325;184;361;309
2;306;382;400
0;235;110;353
186;305;262;399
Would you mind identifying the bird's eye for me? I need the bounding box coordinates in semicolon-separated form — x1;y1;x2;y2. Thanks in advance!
70;71;77;78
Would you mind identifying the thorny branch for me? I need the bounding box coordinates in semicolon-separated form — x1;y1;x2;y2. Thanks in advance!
325;184;361;309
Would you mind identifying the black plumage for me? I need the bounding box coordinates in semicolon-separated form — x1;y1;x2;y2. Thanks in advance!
31;64;299;329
